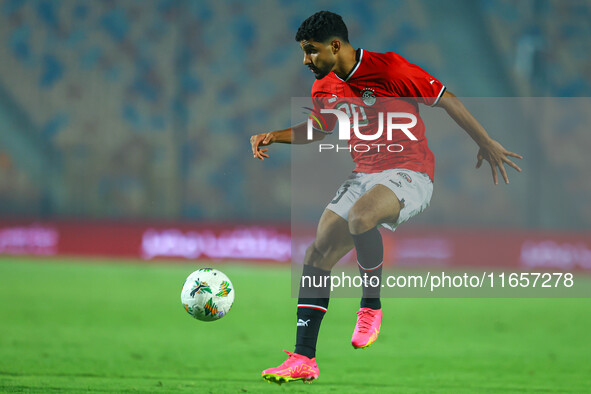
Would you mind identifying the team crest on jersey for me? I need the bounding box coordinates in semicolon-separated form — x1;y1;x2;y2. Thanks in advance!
397;172;412;183
361;89;376;106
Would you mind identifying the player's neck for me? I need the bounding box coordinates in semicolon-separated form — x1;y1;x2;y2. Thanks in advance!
333;44;358;80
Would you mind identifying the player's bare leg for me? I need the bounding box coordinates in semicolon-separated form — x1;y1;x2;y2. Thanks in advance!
305;209;355;271
348;184;403;235
262;209;353;384
348;184;403;348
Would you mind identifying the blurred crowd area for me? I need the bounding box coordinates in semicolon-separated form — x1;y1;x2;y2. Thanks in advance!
0;0;589;228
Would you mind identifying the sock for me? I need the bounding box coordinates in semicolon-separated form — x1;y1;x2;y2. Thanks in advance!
294;264;330;359
352;227;383;310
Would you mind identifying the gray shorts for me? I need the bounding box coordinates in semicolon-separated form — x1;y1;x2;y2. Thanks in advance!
326;169;433;231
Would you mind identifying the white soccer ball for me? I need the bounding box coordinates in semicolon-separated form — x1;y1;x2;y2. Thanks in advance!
181;268;235;321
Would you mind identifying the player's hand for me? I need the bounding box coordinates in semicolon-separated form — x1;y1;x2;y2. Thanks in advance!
476;140;523;185
250;132;273;160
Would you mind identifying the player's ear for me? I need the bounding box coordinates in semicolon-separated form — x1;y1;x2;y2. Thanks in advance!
330;39;341;54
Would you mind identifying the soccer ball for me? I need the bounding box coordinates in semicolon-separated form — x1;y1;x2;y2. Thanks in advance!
181;268;234;321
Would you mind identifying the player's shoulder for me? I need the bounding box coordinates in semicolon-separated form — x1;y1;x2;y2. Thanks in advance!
363;50;411;72
359;50;414;82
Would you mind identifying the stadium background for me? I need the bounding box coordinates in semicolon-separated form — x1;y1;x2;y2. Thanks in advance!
1;0;590;392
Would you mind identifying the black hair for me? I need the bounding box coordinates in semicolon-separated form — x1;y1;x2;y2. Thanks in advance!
295;11;349;43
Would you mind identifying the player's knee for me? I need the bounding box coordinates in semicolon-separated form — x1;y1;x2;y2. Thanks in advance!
348;212;377;235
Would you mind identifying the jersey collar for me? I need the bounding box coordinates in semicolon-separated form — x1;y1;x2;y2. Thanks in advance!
334;48;363;82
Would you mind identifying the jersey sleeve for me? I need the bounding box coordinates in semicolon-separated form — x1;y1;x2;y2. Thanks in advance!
388;53;446;106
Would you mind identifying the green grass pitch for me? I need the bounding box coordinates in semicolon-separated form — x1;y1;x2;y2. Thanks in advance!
1;258;590;393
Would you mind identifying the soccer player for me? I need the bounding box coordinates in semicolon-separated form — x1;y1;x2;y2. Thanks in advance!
250;11;522;384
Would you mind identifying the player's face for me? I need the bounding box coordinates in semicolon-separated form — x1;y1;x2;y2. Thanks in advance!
300;39;336;80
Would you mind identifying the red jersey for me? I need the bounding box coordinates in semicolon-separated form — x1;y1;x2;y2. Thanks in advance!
311;49;445;181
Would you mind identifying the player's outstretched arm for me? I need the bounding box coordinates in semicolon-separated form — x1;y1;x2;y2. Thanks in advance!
250;121;327;161
436;90;523;184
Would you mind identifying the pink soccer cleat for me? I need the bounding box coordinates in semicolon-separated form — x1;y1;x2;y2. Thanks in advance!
261;350;319;384
351;308;383;349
